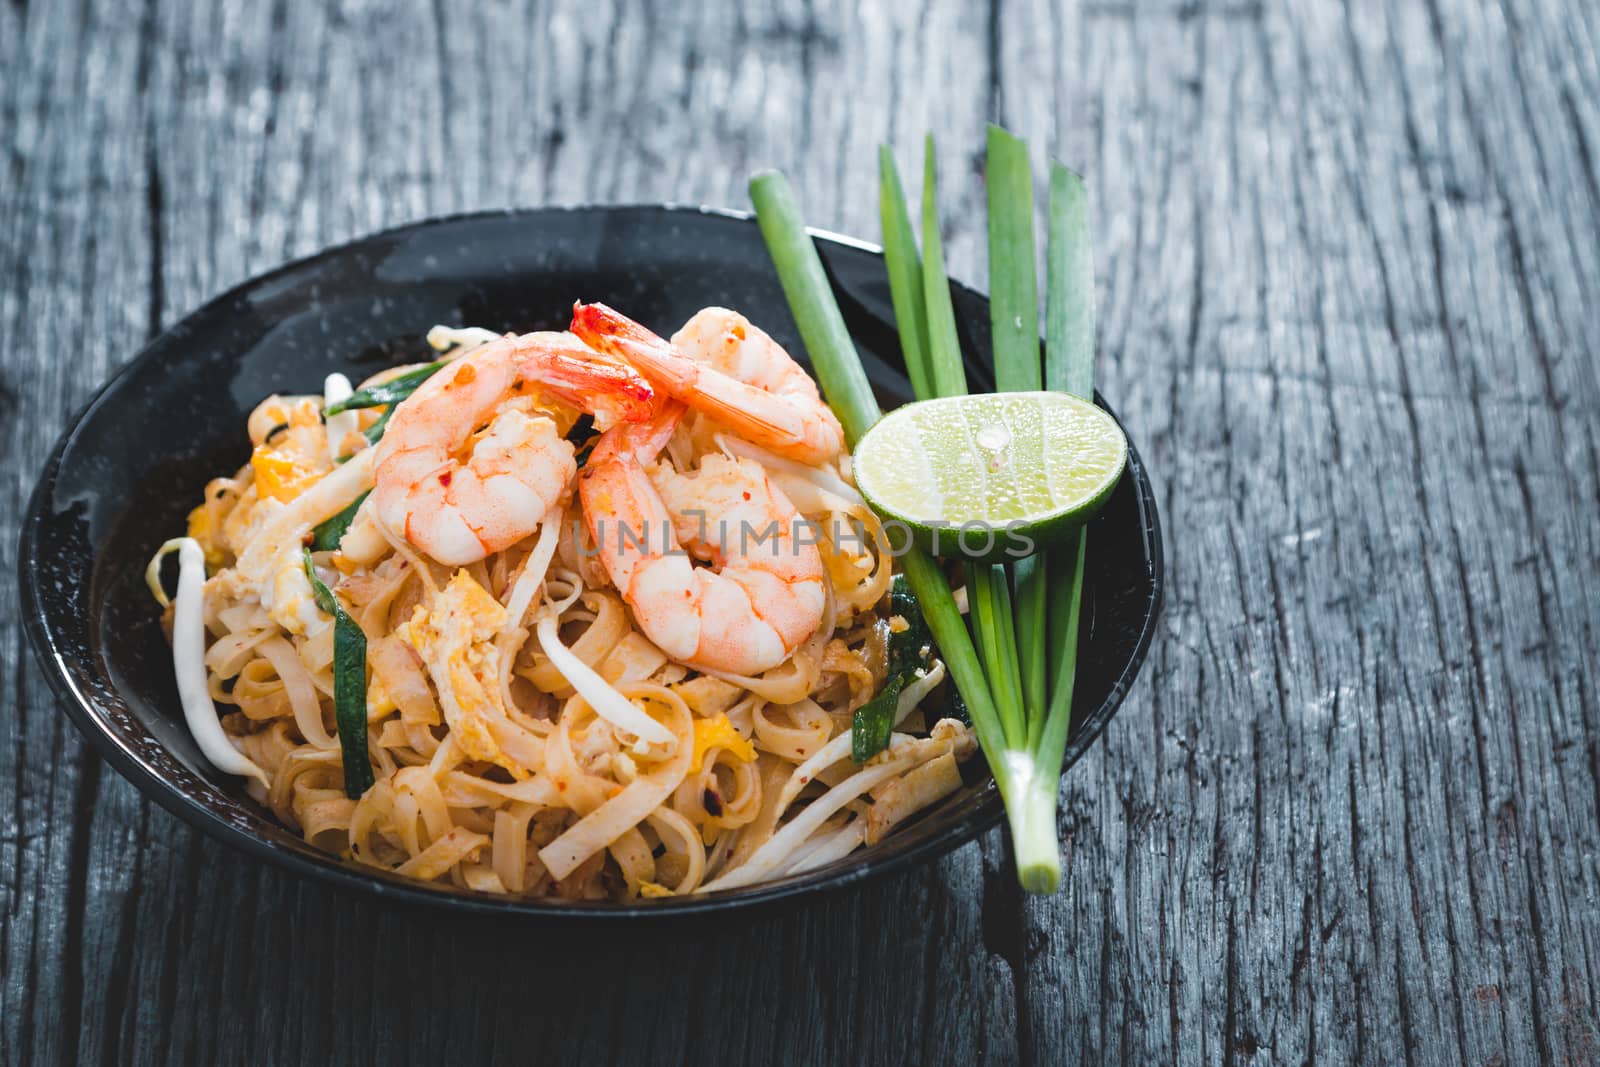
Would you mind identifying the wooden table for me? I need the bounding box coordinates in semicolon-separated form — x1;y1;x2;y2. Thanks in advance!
4;1;1597;1062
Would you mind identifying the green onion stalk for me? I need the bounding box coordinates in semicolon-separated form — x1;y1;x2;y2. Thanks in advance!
749;170;1017;818
749;130;1099;893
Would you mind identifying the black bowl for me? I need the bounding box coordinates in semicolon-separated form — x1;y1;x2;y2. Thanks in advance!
19;206;1163;919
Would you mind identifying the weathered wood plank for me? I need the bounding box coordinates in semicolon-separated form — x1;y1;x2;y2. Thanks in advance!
992;0;1600;1064
1;0;1597;1064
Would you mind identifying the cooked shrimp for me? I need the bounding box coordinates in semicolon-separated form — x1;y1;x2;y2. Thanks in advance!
571;303;845;465
578;401;826;675
373;331;653;566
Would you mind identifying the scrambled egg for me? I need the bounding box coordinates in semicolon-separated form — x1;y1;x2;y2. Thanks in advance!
248;397;330;504
267;553;324;635
184;505;226;569
237;396;340;635
690;714;756;773
250;444;324;504
401;570;522;775
365;672;396;719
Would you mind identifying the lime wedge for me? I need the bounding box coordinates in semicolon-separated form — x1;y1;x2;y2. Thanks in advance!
854;391;1127;561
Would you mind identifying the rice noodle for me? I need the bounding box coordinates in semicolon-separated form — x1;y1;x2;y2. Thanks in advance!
535;615;676;747
150;317;978;900
698;756;918;892
538;689;692;879
775;663;946;814
782;821;865;875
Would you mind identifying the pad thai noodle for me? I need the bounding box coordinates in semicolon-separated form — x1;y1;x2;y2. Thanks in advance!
147;303;974;899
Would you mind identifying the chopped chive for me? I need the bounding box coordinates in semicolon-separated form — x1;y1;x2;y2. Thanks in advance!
303;551;374;798
359;402;401;448
311;490;370;552
331;361;450;458
879;146;934;400
325;360;446;415
920;136;969;399
887;573;932;675
851;678;903;763
852;576;932;762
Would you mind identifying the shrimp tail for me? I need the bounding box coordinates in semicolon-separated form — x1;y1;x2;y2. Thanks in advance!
518;334;656;427
569;302;694;391
572;302;776;437
586;399;686;469
571;302;842;465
